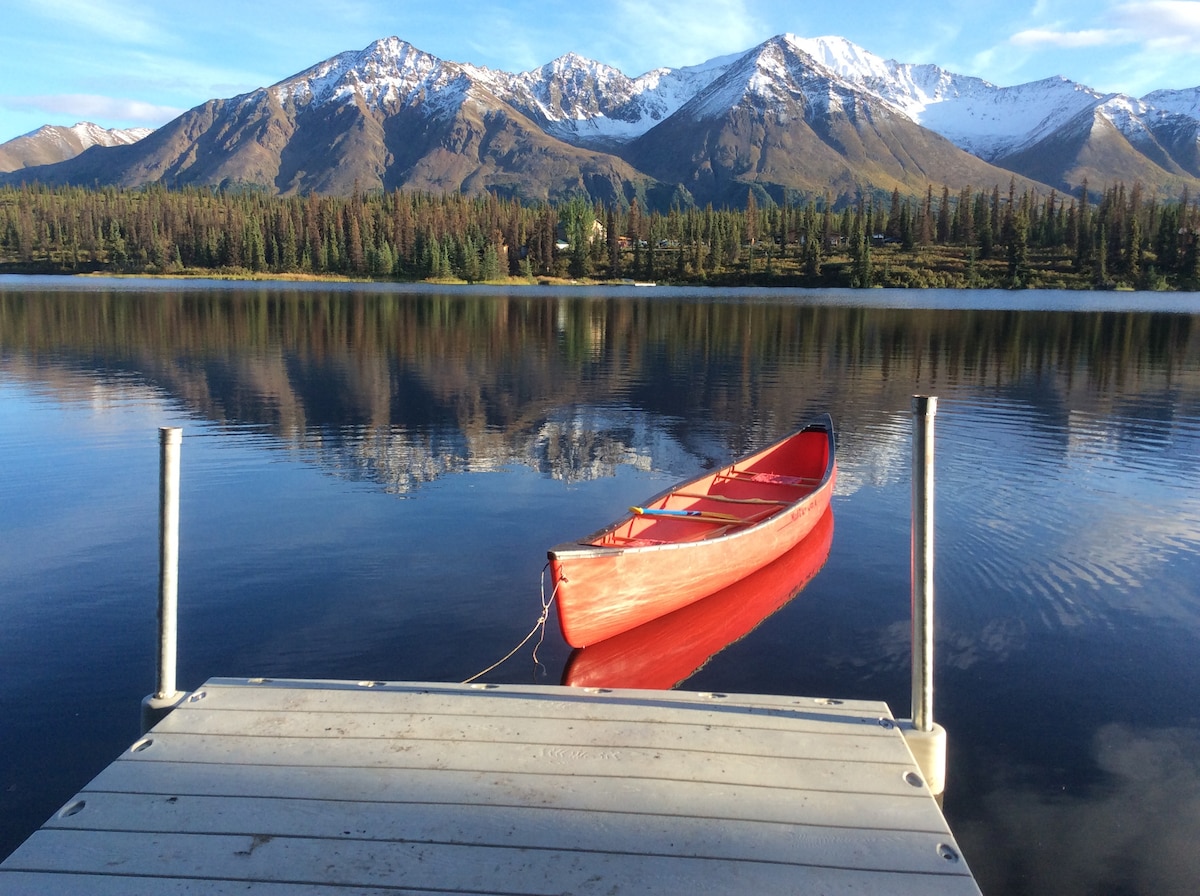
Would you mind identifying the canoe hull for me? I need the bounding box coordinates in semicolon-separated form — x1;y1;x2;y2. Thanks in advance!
548;416;836;648
562;506;835;689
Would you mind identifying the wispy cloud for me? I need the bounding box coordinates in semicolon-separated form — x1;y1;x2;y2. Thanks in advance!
1011;1;1200;50
17;0;168;46
2;94;183;127
1011;27;1124;47
610;0;768;70
1112;0;1200;46
996;0;1200;91
451;0;769;75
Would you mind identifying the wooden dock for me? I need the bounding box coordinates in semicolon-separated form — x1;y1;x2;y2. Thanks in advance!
0;678;981;894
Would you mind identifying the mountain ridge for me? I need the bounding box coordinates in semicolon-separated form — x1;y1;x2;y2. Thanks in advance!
3;33;1198;206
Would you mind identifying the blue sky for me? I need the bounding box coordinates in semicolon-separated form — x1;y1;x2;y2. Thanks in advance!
3;0;1200;143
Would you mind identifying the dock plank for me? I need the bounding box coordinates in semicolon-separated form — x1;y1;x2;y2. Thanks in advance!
153;704;903;760
115;730;919;795
0;679;981;894
29;792;952;871
81;760;945;831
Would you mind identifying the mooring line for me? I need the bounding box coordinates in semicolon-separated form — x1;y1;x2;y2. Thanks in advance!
461;564;559;684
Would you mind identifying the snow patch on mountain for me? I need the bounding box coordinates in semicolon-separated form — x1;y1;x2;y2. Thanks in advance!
1142;87;1200;117
30;122;153;150
676;39;813;121
916;78;1110;159
478;51;736;144
271;37;472;115
774;35;1104;158
73;122;152;147
1099;95;1155;138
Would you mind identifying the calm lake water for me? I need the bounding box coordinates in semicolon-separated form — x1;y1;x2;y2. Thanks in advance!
2;276;1199;894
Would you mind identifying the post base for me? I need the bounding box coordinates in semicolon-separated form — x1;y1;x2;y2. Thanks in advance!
141;691;186;734
898;720;947;797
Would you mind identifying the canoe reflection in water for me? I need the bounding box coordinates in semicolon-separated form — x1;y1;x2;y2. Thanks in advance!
561;507;834;690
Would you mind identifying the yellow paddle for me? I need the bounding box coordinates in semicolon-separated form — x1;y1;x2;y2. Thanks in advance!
629;506;747;524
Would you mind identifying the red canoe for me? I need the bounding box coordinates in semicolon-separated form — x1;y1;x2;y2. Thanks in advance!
562;506;834;689
548;415;836;648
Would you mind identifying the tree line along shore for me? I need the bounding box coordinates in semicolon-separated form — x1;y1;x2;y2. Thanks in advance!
1;181;1198;290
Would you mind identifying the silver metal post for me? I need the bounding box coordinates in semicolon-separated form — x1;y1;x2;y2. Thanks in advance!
911;396;937;732
156;427;182;700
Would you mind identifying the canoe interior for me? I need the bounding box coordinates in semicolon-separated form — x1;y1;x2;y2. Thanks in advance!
591;421;833;548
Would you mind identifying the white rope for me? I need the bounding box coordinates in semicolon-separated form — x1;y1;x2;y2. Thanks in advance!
461;564;559;684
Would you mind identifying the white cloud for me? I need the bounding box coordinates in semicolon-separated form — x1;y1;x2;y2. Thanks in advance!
2;94;182;127
996;0;1200;91
1010;1;1200;51
1112;0;1200;37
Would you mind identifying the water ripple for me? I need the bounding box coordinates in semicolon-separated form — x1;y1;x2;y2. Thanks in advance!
935;397;1200;635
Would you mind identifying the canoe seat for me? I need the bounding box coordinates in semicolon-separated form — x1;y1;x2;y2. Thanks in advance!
675;491;789;506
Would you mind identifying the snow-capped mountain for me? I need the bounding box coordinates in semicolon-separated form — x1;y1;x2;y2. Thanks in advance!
752;35;1199;187
485;52;736;146
619;34;1000;204
774;36;1104;158
272;37;474;114
0;122;152;173
3;34;1197;203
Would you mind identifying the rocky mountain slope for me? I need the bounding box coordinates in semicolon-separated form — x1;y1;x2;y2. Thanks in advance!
3;34;1197;206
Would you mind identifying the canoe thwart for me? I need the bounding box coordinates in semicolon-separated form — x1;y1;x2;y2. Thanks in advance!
674;491;791;506
725;470;823;488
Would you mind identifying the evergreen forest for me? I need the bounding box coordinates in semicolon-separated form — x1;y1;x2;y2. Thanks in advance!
2;181;1198;290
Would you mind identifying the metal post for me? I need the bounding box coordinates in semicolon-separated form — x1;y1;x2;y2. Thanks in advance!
911;396;936;732
157;427;182;699
142;427;184;732
901;397;946;796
